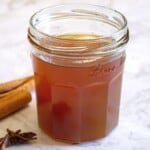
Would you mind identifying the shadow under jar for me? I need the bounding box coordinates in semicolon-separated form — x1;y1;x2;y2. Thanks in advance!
28;4;129;143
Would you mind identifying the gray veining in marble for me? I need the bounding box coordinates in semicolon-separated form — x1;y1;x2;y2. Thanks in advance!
0;0;150;149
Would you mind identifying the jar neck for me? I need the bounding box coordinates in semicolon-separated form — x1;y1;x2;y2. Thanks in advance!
28;4;129;57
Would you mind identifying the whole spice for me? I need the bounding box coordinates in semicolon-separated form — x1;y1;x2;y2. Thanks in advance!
0;129;37;149
0;88;31;119
0;76;34;94
0;76;34;119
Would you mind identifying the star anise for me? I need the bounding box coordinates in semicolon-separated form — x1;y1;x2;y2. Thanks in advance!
0;129;37;149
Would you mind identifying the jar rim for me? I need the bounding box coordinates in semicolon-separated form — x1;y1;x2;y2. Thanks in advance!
28;4;129;56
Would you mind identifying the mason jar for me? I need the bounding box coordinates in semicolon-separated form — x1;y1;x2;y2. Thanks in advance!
28;4;129;143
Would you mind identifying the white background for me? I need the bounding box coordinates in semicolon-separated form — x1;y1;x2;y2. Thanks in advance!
0;0;150;150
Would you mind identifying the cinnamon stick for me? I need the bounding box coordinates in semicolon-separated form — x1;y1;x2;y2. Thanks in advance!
0;76;34;94
0;76;35;119
0;76;34;98
0;88;31;119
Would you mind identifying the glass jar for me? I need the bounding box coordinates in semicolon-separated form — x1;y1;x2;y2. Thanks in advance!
28;4;129;143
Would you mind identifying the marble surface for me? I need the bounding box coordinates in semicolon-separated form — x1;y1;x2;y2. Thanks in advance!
0;0;150;149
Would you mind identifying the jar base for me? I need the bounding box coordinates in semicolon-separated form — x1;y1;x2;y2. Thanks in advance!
38;122;118;144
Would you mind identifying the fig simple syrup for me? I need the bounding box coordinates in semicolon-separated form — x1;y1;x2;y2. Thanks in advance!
32;33;125;143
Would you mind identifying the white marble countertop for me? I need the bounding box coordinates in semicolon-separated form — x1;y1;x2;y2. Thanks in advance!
0;0;150;149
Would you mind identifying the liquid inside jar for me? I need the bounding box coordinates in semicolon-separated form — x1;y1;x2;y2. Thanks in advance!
32;33;125;143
